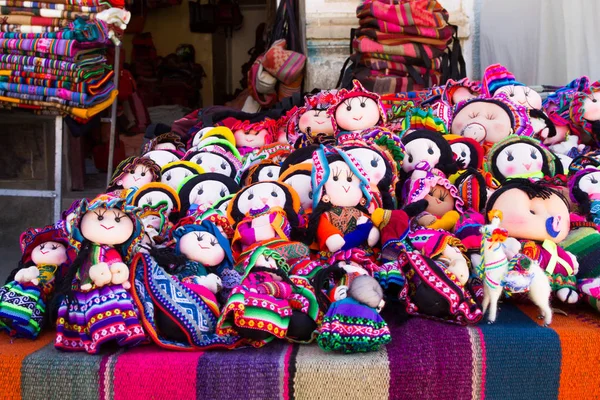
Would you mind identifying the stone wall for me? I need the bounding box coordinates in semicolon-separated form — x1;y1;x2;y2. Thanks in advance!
302;0;476;91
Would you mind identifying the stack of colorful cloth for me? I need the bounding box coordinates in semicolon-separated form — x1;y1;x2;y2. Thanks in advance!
351;0;461;94
0;1;130;120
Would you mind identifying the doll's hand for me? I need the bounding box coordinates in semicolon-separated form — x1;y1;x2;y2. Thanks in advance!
15;266;40;285
252;215;271;228
254;223;276;241
110;262;130;289
367;226;380;247
326;234;345;253
195;274;223;294
566;251;579;275
333;285;348;301
417;213;437;227
89;262;112;288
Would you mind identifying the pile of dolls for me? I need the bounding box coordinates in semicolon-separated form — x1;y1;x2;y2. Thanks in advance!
3;62;600;356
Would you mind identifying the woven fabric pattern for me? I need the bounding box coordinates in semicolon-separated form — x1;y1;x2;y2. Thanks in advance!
2;303;600;399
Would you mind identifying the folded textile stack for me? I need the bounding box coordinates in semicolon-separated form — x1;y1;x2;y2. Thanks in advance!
0;1;130;120
351;0;463;94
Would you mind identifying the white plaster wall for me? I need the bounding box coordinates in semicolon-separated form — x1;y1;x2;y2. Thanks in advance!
302;0;476;90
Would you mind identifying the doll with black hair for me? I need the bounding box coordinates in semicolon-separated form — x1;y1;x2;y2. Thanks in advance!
279;144;319;174
216;246;320;347
106;156;161;194
400;129;458;184
177;173;240;217
485;179;579;304
52;194;146;354
241;159;281;186
184;136;243;183
227;180;304;261
160;161;204;191
485;136;558;183
0;225;73;339
306;146;379;258
569;168;600;225
143;132;186;153
131;182;182;222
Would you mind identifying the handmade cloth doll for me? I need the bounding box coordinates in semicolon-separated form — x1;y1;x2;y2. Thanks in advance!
278;163;314;225
306;146;379;257
397;107;448;139
427;78;481;125
242;143;293;169
280;145;318;173
142;149;184;168
241;159;281;185
485;136;558;183
188;126;237;152
400;129;458;178
444;134;484;172
142;132;186;153
184;136;243;182
482;64;543;109
485;179;579;304
287;90;339;147
106;156;161;194
570;82;600;144
405;162;465;231
317;275;390;354
131;182;181;218
0;225;71;339
136;201;172;249
328;80;386;137
232;118;280;156
450;93;533;148
53;194;146;354
226;181;302;259
160;161;204;191
177;173;240;217
569;168;600;224
217;246;320;348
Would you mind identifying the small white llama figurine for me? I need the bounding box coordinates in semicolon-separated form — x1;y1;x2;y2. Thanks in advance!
479;210;553;325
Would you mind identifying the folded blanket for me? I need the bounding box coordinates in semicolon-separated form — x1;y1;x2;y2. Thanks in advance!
7;50;105;64
39;0;124;8
358;17;454;41
0;87;117;118
0;14;73;27
358;52;443;69
353;36;443;58
0;38;104;58
356;0;450;29
0;23;59;32
0;53;105;71
0;79;114;105
355;27;451;48
0;18;108;41
0;0;106;12
360;56;441;75
0;69;113;93
0;61;108;80
0;6;94;20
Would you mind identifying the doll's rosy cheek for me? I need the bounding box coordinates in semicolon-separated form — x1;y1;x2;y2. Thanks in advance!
583;101;600;121
492;121;508;133
536;161;543;170
503;165;515;176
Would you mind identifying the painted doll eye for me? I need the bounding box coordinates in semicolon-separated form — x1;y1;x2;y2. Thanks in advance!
220;187;227;197
39;244;45;250
248;190;254;200
530;150;538;160
197;185;204;195
370;156;379;168
271;190;279;197
408;154;414;163
360;102;366;108
461;151;467;157
196;233;204;241
210;239;218;246
220;162;227;170
267;169;274;178
165;173;171;181
505;150;514;162
51;244;59;250
197;157;203;164
308;191;313;199
427;147;434;155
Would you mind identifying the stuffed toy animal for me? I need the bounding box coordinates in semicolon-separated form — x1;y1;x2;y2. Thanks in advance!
52;194;146;354
0;225;72;339
306;146;379;257
106;156;161;194
478;210;553;325
317;275;390;353
485;179;579;304
160;161;204;191
216;246;320;348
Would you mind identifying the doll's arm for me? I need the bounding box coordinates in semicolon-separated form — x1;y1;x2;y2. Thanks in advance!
316;214;344;251
427;210;460;231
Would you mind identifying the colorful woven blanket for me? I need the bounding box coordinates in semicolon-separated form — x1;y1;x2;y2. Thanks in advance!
1;303;599;399
0;19;109;41
0;0;105;12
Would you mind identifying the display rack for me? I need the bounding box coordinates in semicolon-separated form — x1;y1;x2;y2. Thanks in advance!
0;40;122;222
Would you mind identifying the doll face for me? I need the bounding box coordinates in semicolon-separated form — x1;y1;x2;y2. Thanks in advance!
155;142;177;151
143;150;180;168
543;124;568;146
178;231;225;267
299;109;334;136
234;129;268;148
257;165;280;182
216;198;231;213
334;96;380;132
578;171;600;196
324;160;365;207
492;188;570;243
496;85;542;110
450;142;472;169
189;181;232;209
142;214;162;230
424;185;455;217
402;138;442;173
136;192;174;215
452;87;477;104
346;147;387;185
496;143;544;179
80;207;134;245
254;253;279;270
451;102;513;144
118;164;154;189
283;174;313;211
31;241;67;265
582;93;600;121
236;183;287;215
162;167;195;191
189;152;232;177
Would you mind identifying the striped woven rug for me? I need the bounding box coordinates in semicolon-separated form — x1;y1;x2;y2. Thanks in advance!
1;303;600;400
